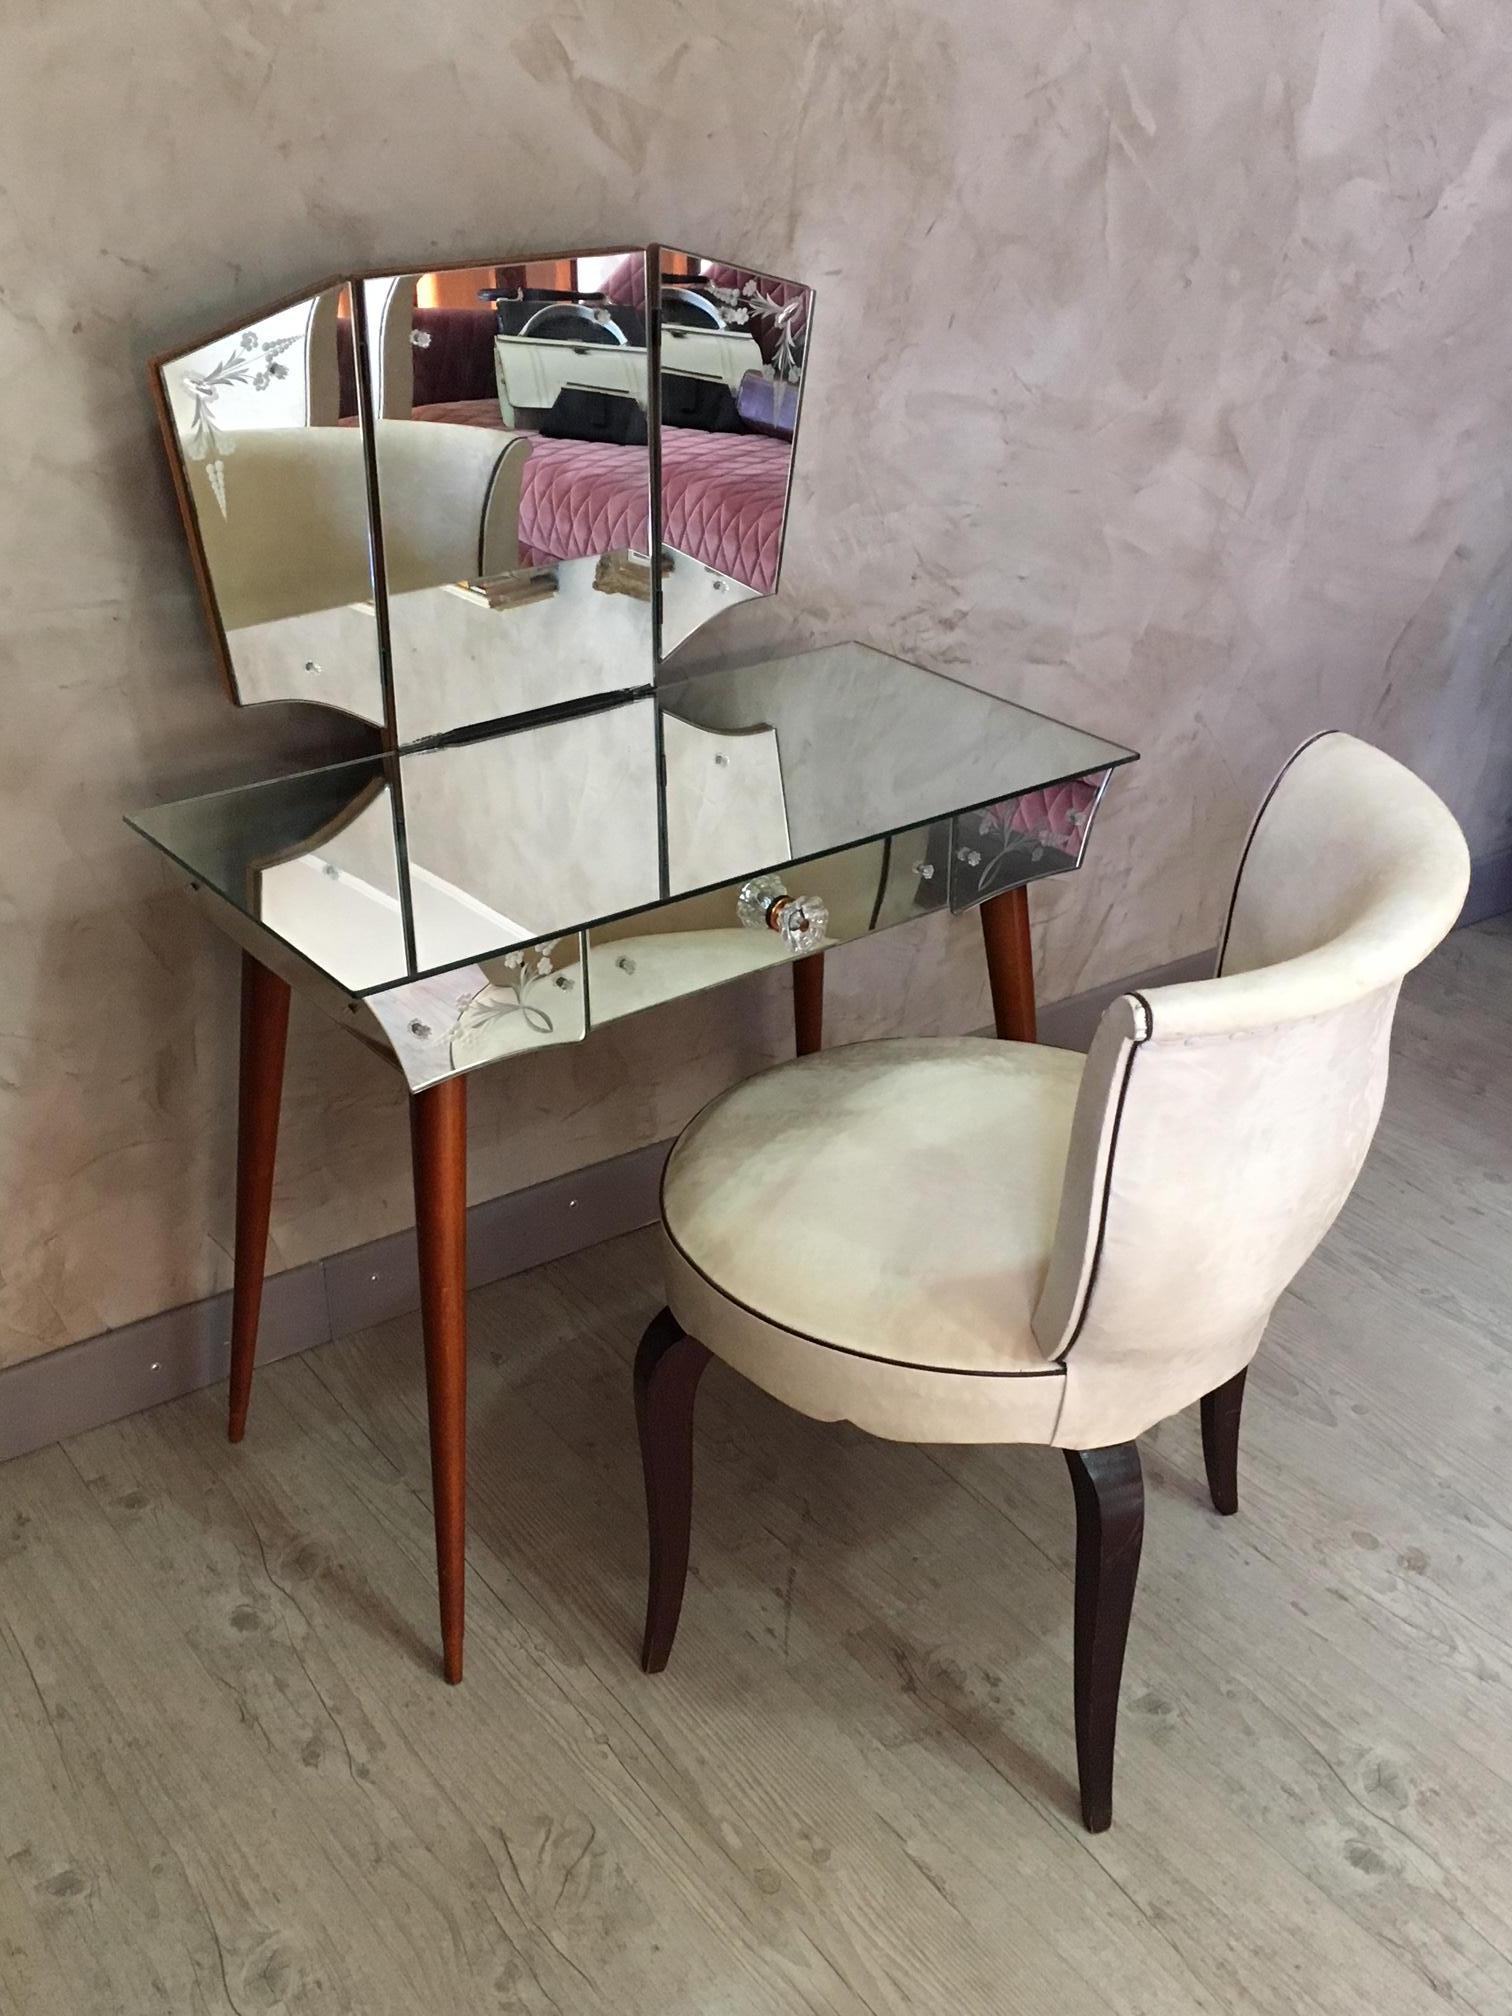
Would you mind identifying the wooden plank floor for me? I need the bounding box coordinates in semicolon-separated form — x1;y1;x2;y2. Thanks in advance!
3;918;1510;2015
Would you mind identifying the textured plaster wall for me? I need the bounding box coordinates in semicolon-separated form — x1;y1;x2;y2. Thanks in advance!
2;0;1510;1366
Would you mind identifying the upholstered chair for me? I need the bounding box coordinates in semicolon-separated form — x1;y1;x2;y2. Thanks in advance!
632;733;1469;1831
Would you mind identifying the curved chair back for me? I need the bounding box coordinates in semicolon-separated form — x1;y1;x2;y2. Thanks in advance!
1034;733;1469;1444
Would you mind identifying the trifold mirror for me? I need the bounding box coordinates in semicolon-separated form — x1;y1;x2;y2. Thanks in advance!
154;247;813;742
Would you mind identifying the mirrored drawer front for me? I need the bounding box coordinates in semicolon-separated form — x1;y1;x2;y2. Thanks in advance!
586;821;951;1026
948;770;1112;912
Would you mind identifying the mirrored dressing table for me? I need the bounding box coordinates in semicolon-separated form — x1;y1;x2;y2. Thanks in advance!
134;245;1136;1681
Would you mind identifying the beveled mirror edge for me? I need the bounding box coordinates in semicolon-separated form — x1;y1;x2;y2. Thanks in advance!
644;241;666;675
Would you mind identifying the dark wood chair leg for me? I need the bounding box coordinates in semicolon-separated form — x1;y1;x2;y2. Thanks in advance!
634;1310;710;1673
1064;1442;1144;1833
228;954;292;1444
1200;1367;1247;1516
980;884;1036;1041
793;950;825;1057
411;1077;469;1684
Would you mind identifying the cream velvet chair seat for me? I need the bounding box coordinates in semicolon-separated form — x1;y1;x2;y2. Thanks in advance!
662;1038;1081;1443
632;732;1470;1834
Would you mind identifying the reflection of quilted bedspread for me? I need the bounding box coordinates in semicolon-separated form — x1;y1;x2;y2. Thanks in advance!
415;401;788;593
657;430;788;593
519;437;652;565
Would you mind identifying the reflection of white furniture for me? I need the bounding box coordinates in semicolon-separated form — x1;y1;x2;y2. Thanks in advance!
398;700;664;973
586;927;793;1023
661;323;763;392
258;787;536;996
661;713;789;890
183;422;529;718
363;274;417;417
632;733;1469;1835
387;556;649;743
660;552;759;658
494;334;647;425
187;422;527;620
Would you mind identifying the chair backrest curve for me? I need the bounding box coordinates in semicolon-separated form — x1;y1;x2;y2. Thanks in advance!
1033;733;1469;1446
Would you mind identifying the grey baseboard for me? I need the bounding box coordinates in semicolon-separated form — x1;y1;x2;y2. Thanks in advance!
0;937;1371;1469
1462;846;1512;928
0;1140;670;1467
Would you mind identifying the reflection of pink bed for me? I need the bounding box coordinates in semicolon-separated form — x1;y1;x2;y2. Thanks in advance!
415;400;788;594
984;775;1103;850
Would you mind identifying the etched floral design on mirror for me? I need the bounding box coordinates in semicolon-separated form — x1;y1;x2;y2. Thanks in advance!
948;771;1114;908
363;934;590;1088
655;251;813;660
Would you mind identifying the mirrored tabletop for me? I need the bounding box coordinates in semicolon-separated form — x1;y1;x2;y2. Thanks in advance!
130;641;1135;1001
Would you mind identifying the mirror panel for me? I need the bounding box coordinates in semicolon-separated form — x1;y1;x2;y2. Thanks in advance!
368;252;655;741
661;711;790;892
396;696;663;972
155;284;386;726
153;250;819;734
656;250;812;659
658;646;1131;900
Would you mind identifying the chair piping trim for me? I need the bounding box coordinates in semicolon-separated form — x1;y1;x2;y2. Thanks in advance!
1215;729;1339;977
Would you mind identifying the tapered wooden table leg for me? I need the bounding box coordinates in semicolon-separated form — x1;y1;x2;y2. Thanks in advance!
793;951;825;1057
228;954;291;1444
411;1077;469;1684
980;885;1037;1042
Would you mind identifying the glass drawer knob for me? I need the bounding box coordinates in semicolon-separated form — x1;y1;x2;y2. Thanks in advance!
772;893;828;951
737;875;828;950
914;861;935;880
737;874;788;931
